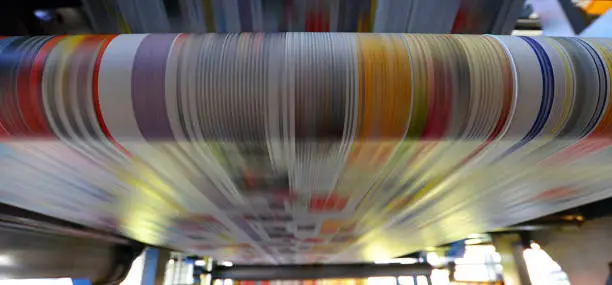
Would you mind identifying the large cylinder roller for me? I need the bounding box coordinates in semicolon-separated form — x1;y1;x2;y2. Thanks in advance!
0;34;611;264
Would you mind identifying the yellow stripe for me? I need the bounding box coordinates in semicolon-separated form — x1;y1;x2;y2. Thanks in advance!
546;38;575;135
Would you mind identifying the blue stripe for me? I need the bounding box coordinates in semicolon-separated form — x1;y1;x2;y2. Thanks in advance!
214;0;227;32
0;37;22;53
72;279;92;285
142;248;159;285
499;37;555;157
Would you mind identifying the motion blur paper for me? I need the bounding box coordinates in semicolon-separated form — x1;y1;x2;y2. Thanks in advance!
0;34;611;264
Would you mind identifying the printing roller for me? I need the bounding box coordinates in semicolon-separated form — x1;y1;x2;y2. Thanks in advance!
0;34;611;264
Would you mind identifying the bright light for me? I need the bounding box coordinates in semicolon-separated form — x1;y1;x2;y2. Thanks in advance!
492;252;502;263
120;253;145;285
467;233;486;239
427;252;441;266
464;238;483;245
511;30;543;36
202;274;211;285
530;242;541;250
374;258;418;264
220;261;233;267
33;10;53;21
168;259;175;264
454;264;497;282
395;258;418;264
195;260;206;266
523;248;570;285
453;245;502;282
367;276;396;285
0;255;15;267
0;279;73;285
223;279;233;285
431;269;450;285
397;276;415;285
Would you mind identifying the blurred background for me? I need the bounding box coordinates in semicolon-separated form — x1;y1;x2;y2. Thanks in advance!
1;1;612;285
0;0;610;37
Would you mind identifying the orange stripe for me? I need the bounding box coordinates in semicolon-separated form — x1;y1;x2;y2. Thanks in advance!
320;219;343;235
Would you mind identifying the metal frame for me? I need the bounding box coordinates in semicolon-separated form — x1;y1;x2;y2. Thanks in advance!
211;263;433;280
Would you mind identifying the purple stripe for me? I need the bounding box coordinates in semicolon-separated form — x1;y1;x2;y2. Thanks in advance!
132;34;177;140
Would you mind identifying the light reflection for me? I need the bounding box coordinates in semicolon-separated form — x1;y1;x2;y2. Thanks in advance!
0;255;15;267
453;245;502;282
363;244;393;261
523;247;570;285
374;258;418;264
367;276;395;285
0;279;73;285
120;162;184;245
202;274;211;285
464;238;484;245
397;276;415;285
120;253;145;285
430;269;450;285
426;252;442;266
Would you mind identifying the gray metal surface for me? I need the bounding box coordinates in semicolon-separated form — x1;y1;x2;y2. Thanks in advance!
0;204;144;284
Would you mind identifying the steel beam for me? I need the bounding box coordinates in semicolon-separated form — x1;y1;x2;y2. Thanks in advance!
211;263;432;280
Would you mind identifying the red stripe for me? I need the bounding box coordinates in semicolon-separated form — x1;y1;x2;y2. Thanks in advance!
423;57;452;138
459;39;514;164
306;11;316;32
23;36;65;136
394;40;515;211
91;35;132;157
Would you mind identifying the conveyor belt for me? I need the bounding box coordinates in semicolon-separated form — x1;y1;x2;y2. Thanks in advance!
0;34;611;264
